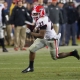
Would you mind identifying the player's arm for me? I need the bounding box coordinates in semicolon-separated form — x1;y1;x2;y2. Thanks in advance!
31;29;46;39
31;20;47;38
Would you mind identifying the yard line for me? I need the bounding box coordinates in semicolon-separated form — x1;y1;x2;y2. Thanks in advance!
0;46;80;55
0;62;80;64
0;67;80;69
0;45;80;53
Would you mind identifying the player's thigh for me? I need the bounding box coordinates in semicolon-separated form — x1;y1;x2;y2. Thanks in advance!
29;38;45;52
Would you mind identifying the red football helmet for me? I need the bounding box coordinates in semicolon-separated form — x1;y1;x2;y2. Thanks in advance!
32;5;44;18
40;8;46;17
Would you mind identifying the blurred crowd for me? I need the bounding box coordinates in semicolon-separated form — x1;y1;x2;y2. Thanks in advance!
0;0;80;52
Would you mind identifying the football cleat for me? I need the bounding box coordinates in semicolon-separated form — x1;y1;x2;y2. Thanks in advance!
3;48;8;52
22;67;34;73
72;49;80;60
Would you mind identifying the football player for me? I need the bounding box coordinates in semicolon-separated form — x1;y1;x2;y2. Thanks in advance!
26;5;44;41
22;6;80;73
0;3;8;52
26;5;44;42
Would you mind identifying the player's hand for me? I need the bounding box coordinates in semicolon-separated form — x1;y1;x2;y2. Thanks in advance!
33;27;38;32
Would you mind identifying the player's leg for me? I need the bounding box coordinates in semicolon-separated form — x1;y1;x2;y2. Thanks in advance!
48;39;59;60
58;50;79;60
48;39;80;60
0;29;8;52
57;37;79;59
0;38;8;52
21;51;35;73
22;38;46;73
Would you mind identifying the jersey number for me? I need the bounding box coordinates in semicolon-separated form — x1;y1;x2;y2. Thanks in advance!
39;21;44;27
39;18;53;30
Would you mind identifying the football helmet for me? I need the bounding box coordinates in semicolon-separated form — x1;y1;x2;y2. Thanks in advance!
32;5;44;18
40;8;46;17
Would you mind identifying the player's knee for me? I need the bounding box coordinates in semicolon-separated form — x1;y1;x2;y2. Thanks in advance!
51;56;57;60
29;48;35;53
50;51;58;60
29;45;37;53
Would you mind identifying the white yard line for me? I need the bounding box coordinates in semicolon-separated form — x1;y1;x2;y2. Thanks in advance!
0;45;80;51
0;45;80;54
0;67;80;69
0;62;80;64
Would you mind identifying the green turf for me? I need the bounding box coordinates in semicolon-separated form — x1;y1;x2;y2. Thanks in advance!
0;46;80;80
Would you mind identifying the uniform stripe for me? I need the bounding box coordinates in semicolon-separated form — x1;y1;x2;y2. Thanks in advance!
55;40;59;58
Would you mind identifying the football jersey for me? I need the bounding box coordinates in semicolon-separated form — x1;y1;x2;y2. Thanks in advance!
35;16;57;39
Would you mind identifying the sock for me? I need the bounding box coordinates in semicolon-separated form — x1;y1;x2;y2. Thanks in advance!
70;51;74;56
0;38;5;49
29;61;34;68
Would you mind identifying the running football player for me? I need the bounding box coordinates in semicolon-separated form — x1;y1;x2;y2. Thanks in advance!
22;6;80;73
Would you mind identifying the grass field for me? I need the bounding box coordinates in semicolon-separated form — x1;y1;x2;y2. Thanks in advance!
0;45;80;80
